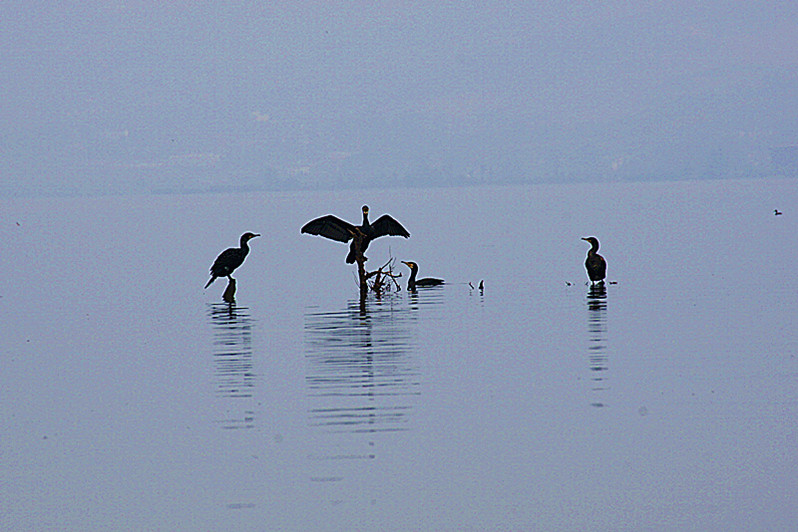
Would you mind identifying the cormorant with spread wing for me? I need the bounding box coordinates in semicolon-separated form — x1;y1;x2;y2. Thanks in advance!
301;205;410;263
581;236;607;284
401;261;444;291
204;232;260;288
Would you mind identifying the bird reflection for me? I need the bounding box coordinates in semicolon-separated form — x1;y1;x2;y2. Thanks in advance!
208;302;256;429
305;299;419;434
586;283;609;408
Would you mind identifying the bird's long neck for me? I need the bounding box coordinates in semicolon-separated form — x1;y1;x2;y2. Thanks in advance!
589;241;599;254
239;237;250;254
408;267;418;283
361;211;370;228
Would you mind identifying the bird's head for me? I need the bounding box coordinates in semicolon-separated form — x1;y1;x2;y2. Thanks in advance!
242;232;261;242
401;261;417;270
362;205;369;215
581;236;599;249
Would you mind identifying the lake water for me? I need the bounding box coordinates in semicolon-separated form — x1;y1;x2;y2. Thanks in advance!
1;177;796;530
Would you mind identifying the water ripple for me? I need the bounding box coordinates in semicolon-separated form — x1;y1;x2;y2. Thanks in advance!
586;284;609;407
208;302;257;429
305;299;420;434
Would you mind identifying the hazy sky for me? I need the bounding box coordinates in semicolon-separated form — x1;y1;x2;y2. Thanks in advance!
1;1;796;196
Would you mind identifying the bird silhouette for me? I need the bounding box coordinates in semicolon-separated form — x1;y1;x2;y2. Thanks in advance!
301;205;409;263
581;236;607;284
205;232;260;288
401;261;444;291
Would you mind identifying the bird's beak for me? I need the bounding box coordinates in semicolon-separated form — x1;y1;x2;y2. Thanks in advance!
401;261;410;266
253;233;261;238
581;237;588;241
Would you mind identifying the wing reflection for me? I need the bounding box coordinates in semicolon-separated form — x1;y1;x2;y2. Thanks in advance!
305;299;420;434
586;284;609;408
208;302;256;429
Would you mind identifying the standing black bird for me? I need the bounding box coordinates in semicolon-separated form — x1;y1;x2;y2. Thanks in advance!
204;232;260;288
301;205;410;263
581;236;607;284
401;261;444;291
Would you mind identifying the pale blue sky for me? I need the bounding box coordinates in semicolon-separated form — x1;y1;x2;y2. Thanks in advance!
1;1;796;196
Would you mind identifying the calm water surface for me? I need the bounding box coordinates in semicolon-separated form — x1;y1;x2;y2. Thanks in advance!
1;178;796;530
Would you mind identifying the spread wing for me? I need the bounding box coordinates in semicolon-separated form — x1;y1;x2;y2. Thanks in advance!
371;215;410;238
301;215;356;243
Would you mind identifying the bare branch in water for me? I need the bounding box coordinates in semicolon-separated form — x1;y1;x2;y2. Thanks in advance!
366;256;403;295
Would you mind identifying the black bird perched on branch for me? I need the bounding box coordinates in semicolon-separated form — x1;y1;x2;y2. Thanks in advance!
581;236;607;284
401;261;444;291
301;205;410;263
204;232;260;288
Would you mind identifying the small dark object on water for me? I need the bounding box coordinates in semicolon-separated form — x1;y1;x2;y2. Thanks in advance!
401;261;444;291
774;209;783;216
581;236;607;284
478;280;484;290
301;205;410;263
469;282;474;289
566;281;572;286
205;232;260;288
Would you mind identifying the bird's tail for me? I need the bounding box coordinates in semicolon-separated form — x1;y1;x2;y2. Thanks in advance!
204;276;216;289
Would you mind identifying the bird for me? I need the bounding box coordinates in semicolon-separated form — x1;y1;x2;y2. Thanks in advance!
401;261;444;291
301;205;410;263
581;236;607;284
204;232;260;288
774;209;783;216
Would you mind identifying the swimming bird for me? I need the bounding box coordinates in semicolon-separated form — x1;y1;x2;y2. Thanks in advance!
301;205;410;263
774;209;783;216
401;261;444;291
581;236;607;284
204;232;260;288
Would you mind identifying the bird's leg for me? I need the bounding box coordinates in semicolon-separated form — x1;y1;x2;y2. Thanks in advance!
223;277;237;303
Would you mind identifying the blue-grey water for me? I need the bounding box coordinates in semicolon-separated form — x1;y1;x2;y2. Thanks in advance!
2;178;796;530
